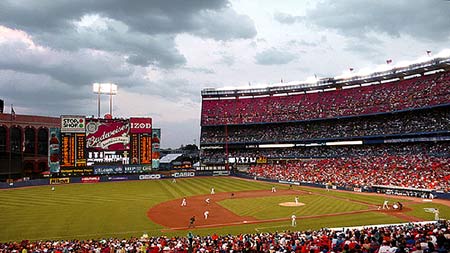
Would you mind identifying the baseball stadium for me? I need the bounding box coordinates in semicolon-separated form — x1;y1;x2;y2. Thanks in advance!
1;55;450;252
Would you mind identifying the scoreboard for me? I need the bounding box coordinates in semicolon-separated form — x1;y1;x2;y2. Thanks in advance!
130;133;152;164
139;134;152;164
59;116;154;175
61;133;75;167
60;133;86;167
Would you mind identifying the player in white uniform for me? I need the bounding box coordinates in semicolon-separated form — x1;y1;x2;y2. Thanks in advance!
211;187;215;194
204;210;209;219
291;214;297;227
205;198;210;205
382;200;389;209
181;197;187;207
295;196;299;204
271;186;276;193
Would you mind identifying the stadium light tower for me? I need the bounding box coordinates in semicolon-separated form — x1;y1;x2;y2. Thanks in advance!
93;83;118;118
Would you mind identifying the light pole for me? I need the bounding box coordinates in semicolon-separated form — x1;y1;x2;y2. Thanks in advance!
93;83;118;118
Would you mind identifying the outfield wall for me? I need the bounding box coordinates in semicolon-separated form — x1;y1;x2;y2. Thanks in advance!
0;170;230;189
1;171;449;200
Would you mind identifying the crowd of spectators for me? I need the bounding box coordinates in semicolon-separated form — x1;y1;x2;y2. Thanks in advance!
201;107;450;144
1;222;449;252
202;143;450;161
201;71;450;126
247;154;450;191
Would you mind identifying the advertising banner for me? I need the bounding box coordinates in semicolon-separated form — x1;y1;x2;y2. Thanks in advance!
130;117;152;134
81;176;100;183
172;171;195;178
123;164;144;174
138;174;161;180
151;128;160;169
50;178;70;185
107;176;128;181
212;170;230;176
93;165;123;175
48;128;61;173
86;119;130;151
60;168;93;175
61;115;86;133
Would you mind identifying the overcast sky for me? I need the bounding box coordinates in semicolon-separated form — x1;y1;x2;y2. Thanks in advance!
1;0;449;148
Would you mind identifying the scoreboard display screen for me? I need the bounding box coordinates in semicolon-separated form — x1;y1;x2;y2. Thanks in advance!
130;133;139;164
61;133;76;167
139;134;152;164
75;134;86;166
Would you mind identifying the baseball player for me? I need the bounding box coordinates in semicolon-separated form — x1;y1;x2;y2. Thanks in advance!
271;186;276;193
291;214;297;227
204;210;209;220
181;197;187;207
188;216;196;228
205;198;210;205
295;196;299;204
382;200;389;209
211;187;215;195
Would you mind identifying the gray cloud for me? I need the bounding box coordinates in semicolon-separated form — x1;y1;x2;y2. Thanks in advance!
0;70;95;116
0;40;134;87
275;0;450;41
0;0;256;68
255;47;297;65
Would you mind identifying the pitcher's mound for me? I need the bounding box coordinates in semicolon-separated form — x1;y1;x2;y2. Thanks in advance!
279;202;305;207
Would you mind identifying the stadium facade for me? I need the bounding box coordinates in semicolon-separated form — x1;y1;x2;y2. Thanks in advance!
0;113;59;180
200;57;450;193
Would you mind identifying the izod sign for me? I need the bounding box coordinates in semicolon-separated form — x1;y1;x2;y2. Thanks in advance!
130;118;152;134
61;116;86;133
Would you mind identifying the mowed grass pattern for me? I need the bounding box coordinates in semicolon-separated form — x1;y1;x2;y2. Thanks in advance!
218;194;370;220
0;177;269;241
0;177;441;242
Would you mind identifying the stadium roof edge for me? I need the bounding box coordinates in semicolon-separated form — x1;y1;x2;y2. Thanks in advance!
202;56;450;98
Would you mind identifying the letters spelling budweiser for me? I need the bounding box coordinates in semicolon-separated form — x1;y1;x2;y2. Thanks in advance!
86;123;129;148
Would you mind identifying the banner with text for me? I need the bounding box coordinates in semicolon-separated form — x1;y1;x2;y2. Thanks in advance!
93;165;124;175
81;176;100;183
130;117;152;134
50;178;70;185
86;119;130;151
61;115;86;133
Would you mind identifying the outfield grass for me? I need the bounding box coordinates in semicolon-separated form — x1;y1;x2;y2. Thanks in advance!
405;202;450;220
0;177;269;241
218;194;370;219
0;177;445;242
305;187;412;205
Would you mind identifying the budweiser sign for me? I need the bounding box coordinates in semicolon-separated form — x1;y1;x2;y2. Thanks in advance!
86;119;130;151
